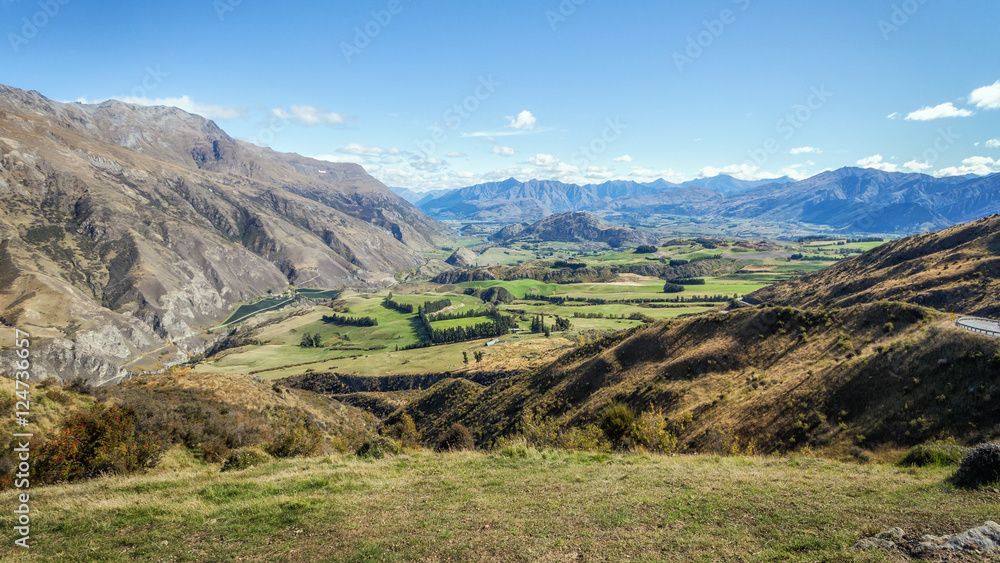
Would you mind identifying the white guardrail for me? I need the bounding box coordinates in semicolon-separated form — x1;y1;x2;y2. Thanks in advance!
955;317;1000;338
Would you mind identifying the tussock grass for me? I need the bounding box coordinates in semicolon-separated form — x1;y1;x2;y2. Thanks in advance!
1;451;997;561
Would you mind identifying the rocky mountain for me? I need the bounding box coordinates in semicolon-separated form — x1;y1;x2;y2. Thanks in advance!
422;168;1000;234
749;213;1000;317
490;212;655;246
444;247;478;268
0;84;451;384
389;186;454;207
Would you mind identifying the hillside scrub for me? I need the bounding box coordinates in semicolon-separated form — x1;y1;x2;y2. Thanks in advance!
953;442;1000;489
387;301;1000;456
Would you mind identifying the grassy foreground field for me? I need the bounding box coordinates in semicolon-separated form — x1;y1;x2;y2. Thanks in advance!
2;450;996;562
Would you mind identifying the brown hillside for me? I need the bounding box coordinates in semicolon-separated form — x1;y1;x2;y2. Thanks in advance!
387;303;1000;454
749;214;1000;317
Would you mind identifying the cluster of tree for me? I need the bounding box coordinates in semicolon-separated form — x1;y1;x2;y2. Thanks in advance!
299;332;324;348
689;254;723;263
321;314;378;327
462;350;485;364
552;260;588;270
381;294;414;314
428;308;489;322
668;277;706;285
572;312;648;320
789;253;842;261
663;282;684;293
468;286;515;305
668;259;689;266
420;308;514;345
634;245;658;254
420;298;453;315
693;237;720;249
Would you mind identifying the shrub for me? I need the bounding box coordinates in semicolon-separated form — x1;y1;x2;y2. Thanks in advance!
355;434;401;459
221;447;271;472
384;413;419;448
35;404;163;484
263;412;323;458
633;406;685;454
953;442;1000;488
898;442;966;467
600;402;635;448
436;423;475;452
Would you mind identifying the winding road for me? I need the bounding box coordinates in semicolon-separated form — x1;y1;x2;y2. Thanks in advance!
955;317;1000;338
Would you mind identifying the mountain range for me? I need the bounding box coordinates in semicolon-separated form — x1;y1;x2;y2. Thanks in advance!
407;169;1000;234
0;84;450;383
408;176;793;222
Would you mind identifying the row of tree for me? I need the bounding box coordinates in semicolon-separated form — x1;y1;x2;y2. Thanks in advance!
321;314;378;327
382;294;414;314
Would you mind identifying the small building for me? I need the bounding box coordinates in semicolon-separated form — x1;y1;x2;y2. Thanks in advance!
486;339;500;347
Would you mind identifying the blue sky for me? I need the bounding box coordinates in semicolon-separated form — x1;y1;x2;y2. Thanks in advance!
4;0;999;190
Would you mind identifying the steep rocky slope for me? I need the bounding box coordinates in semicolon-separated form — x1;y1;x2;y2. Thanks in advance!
490;212;655;246
0;85;450;383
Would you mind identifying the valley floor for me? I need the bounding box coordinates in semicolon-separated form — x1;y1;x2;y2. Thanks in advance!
2;450;997;562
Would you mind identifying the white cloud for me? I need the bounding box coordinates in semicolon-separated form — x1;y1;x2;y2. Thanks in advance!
856;154;899;172
698;163;782;182
969;80;1000;110
986;139;1000;149
904;102;974;121
790;146;821;155
492;145;515;157
524;153;580;181
271;105;348;126
934;156;1000;177
409;153;449;173
630;166;690;184
778;164;810;181
310;154;368;166
336;143;401;157
77;95;246;121
886;112;900;120
902;160;932;172
613;155;633;163
446;152;468;158
506;110;537;130
584;166;615;180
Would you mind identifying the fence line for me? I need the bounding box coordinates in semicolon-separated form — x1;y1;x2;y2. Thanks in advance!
955;317;1000;338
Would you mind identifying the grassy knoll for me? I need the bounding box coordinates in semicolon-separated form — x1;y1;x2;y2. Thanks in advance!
2;450;996;562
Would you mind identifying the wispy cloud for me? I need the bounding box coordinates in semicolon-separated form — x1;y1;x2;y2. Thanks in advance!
613;155;633;163
790;146;821;155
986;139;1000;149
492;145;515;157
904;102;974;121
271;105;348;126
